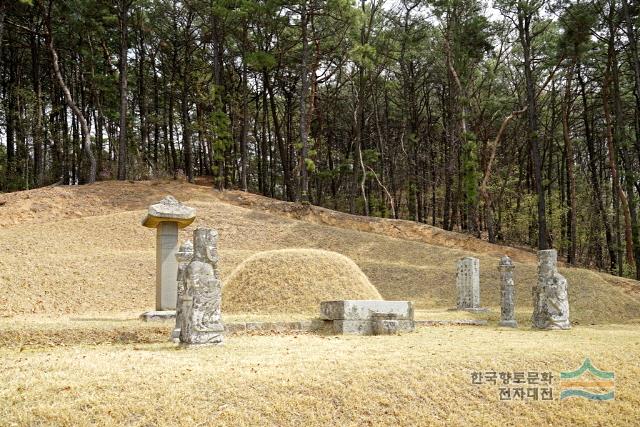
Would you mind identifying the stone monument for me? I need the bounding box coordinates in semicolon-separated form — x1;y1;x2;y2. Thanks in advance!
532;249;570;330
455;257;484;311
179;228;224;346
142;196;195;313
498;255;517;328
320;300;414;335
171;240;193;341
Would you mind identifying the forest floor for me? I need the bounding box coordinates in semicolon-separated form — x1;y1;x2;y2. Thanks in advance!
1;180;640;425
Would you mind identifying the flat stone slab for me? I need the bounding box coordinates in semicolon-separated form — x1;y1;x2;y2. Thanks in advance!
447;307;489;313
320;300;414;321
224;320;330;334
414;319;488;327
142;195;196;228
140;310;176;321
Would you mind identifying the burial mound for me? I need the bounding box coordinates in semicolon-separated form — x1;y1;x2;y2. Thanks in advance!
223;249;382;314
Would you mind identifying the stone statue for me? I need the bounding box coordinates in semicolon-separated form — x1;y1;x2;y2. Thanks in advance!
171;240;193;341
532;249;570;330
498;255;517;328
179;228;224;345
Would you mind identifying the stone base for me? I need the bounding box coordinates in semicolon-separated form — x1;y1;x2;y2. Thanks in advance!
333;320;373;335
372;319;416;335
179;336;224;348
415;319;487;327
534;322;571;331
332;319;415;335
448;307;489;313
320;300;414;321
498;320;518;328
140;310;176;321
171;327;180;341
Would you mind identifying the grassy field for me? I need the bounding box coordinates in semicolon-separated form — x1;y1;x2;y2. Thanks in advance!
1;180;640;425
1;180;639;323
1;325;639;426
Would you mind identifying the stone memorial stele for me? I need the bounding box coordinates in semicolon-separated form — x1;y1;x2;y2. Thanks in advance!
171;240;193;341
142;196;195;312
179;228;224;346
532;249;570;330
456;257;485;311
498;255;517;328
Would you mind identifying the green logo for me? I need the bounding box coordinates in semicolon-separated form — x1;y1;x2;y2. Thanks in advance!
559;358;615;401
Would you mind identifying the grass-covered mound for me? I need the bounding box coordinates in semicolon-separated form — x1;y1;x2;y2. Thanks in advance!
222;249;382;314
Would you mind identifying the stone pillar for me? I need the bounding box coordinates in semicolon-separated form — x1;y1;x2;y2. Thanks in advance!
156;222;179;310
179;228;224;346
498;255;517;328
456;257;481;310
141;196;195;314
172;241;193;341
532;249;571;330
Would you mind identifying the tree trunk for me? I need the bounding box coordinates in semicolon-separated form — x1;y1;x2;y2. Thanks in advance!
518;12;548;250
117;0;130;180
578;67;617;272
239;25;249;192
299;0;310;202
562;60;577;264
46;27;96;183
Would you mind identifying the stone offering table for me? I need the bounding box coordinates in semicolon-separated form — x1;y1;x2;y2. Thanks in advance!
141;196;196;315
320;300;415;335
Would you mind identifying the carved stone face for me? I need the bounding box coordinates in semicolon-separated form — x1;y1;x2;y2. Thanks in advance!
193;228;219;263
176;241;194;263
538;249;557;279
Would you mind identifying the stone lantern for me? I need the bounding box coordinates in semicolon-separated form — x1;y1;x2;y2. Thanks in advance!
142;196;195;315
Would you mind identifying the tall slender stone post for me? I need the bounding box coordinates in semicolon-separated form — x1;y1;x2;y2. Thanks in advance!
498;256;517;327
141;196;195;316
179;228;224;346
532;249;571;330
172;241;193;340
455;257;484;311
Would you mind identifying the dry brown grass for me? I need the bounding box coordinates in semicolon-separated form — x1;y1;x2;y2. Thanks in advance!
2;181;640;425
1;180;639;325
223;249;381;314
1;325;639;426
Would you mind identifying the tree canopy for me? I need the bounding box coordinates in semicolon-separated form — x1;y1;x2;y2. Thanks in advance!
1;0;640;279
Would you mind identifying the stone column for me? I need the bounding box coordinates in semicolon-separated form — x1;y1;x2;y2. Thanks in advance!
142;196;195;313
156;222;179;310
172;241;193;341
532;249;571;330
498;255;517;328
456;257;481;310
179;228;224;346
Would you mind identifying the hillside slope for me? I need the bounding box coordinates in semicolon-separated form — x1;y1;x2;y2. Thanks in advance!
1;180;639;324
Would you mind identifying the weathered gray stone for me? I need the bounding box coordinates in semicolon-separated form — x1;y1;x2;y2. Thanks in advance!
141;195;196;228
142;196;196;311
179;228;224;346
414;319;488;327
456;257;481;310
139;310;176;321
333;320;374;335
245;322;263;332
371;313;415;335
171;241;193;341
498;255;517;328
321;300;415;335
532;249;571;330
225;323;247;333
320;300;414;321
